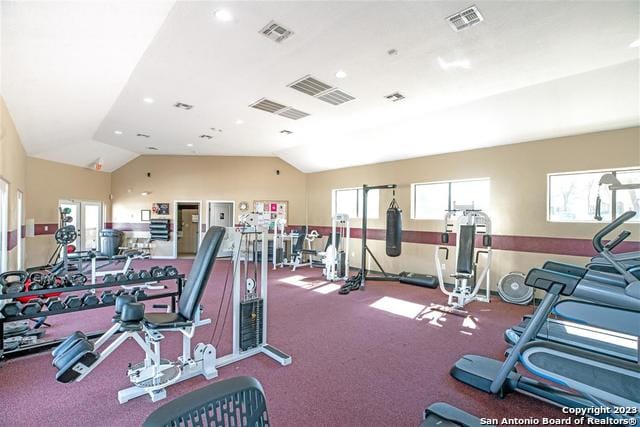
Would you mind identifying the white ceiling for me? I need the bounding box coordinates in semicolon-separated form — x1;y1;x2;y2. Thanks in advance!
2;1;639;173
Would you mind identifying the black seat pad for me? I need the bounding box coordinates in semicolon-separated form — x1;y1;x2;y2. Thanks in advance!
144;312;192;329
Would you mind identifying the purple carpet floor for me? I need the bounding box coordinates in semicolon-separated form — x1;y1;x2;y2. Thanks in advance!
0;259;566;426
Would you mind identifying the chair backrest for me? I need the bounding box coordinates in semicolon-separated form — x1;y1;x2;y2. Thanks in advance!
143;376;269;427
178;226;226;320
456;225;476;275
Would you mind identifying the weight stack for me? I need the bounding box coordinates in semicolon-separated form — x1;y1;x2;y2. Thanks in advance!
239;298;263;351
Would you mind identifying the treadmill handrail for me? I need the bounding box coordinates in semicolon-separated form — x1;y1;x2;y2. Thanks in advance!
593;211;636;253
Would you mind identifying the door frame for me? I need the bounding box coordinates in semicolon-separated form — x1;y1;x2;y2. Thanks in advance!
59;199;104;252
205;200;236;231
16;190;24;269
172;200;203;258
0;178;8;273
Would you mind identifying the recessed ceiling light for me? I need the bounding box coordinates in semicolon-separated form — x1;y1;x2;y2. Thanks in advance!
143;97;155;104
186;143;194;147
235;119;244;125
630;39;640;48
335;70;347;79
114;130;123;135
214;9;233;22
438;57;471;70
387;49;398;56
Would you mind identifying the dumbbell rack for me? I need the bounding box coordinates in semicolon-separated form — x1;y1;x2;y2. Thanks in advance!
0;274;185;360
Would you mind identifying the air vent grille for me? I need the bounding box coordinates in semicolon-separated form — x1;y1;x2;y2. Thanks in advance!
260;20;294;43
250;98;288;113
199;134;213;139
289;76;333;96
288;75;355;106
146;146;158;150
280;130;293;135
249;98;310;120
277;108;309;120
317;89;355;106
137;133;150;138
446;6;483;32
385;92;405;102
174;102;194;110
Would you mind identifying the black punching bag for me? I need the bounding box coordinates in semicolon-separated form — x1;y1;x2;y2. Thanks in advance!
386;198;402;257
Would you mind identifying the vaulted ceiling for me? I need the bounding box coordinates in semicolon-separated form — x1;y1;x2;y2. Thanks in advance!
2;1;639;172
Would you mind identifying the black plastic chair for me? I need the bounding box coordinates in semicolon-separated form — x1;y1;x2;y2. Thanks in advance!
143;376;269;427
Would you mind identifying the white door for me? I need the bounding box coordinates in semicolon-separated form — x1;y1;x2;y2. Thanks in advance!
209;202;233;227
0;179;8;273
59;200;102;252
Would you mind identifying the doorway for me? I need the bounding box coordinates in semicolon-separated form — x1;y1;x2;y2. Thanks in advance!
175;202;202;258
59;200;103;252
207;201;234;257
0;179;8;273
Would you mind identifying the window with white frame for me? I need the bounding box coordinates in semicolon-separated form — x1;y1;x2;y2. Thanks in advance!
16;190;23;269
548;168;640;222
412;178;490;220
0;179;8;273
332;187;379;219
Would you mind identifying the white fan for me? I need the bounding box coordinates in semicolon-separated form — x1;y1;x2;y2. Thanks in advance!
497;272;533;305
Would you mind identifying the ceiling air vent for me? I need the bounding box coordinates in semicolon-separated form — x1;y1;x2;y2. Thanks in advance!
280;130;293;135
137;133;151;138
260;20;294;43
385;92;405;102
249;98;310;120
446;5;483;32
146;146;158;150
174;102;194;110
277;108;309;120
288;75;355;106
199;134;213;139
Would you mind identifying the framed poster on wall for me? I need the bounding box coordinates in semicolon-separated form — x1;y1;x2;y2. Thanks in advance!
152;203;170;216
253;200;288;230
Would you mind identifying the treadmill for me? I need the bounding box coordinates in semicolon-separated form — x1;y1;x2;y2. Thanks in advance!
451;213;640;420
505;214;640;362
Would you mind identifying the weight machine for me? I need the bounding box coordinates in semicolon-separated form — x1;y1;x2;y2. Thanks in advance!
323;214;350;281
435;204;492;309
52;221;290;404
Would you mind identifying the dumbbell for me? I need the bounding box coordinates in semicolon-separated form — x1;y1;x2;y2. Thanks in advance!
103;274;116;283
1;302;22;317
126;270;140;281
164;266;179;277
21;299;44;315
45;297;65;311
132;288;147;300
29;280;45;291
63;295;82;309
138;270;151;280
115;273;127;282
100;290;116;304
81;292;99;306
69;273;87;286
149;266;165;279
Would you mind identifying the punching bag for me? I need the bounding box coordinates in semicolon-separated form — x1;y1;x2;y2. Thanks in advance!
386;198;402;257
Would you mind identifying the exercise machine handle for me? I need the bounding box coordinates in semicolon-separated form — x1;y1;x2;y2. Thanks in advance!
593;210;636;253
605;230;631;251
475;250;489;264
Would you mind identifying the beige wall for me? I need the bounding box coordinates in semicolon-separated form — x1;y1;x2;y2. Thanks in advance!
25;157;112;266
110;155;307;257
306;127;640;286
0;96;27;270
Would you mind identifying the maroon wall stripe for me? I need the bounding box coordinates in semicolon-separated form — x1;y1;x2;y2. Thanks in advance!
35;224;59;236
35;221;637;258
290;225;640;258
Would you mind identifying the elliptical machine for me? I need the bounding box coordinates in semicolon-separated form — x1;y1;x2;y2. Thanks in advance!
435;204;492;309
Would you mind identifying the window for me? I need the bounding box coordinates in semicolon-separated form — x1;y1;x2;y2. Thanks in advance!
548;168;640;222
412;178;490;220
0;179;8;273
332;188;379;219
16;191;23;269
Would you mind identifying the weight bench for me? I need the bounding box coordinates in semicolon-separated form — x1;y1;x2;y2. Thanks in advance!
291;231;340;272
143;376;269;427
52;226;226;404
